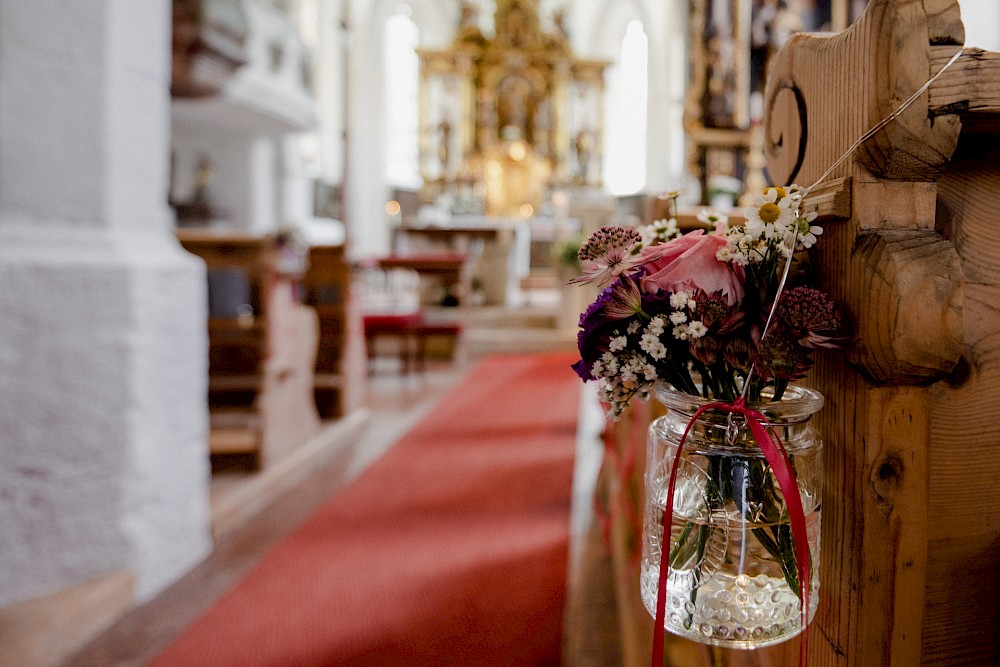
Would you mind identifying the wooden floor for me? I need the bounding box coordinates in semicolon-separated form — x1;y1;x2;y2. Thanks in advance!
65;292;578;667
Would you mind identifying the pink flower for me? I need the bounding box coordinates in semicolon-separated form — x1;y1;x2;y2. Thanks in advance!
638;230;744;305
570;226;645;287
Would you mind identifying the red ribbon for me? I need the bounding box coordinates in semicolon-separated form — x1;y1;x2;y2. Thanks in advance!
650;397;811;667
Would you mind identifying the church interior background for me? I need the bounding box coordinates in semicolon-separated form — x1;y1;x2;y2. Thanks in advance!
2;1;999;665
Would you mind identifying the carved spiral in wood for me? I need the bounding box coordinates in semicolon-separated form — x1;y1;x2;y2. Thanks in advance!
763;82;808;187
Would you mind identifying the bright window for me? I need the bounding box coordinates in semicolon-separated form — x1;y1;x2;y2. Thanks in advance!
383;9;421;188
603;20;648;196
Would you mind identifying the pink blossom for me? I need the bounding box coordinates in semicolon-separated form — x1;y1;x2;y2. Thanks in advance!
638;230;744;305
570;226;645;287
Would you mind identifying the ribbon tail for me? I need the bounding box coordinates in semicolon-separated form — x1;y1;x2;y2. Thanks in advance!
745;413;811;665
650;401;730;667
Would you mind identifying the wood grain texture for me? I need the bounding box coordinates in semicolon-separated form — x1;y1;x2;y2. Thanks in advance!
923;132;1000;666
760;0;1000;664
763;0;962;189
847;228;963;384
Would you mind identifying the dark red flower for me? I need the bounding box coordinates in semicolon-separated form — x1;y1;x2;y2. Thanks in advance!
754;327;812;380
777;286;845;348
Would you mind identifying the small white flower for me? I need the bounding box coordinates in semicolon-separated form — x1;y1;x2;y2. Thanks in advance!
768;220;790;240
640;333;667;360
794;213;823;250
687;321;708;338
697;209;729;228
669;291;691;308
730;251;749;267
745;217;766;238
672;325;689;341
669;311;688;325
647;316;665;336
602;353;619;374
627;320;640;334
609;335;627;352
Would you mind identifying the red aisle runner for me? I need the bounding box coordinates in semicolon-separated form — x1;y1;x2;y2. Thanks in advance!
149;352;582;667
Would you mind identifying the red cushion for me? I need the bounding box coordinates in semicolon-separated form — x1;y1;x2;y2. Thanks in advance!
363;312;424;334
415;323;463;336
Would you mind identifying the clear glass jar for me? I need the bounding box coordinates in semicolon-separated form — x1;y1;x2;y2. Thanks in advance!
640;383;824;649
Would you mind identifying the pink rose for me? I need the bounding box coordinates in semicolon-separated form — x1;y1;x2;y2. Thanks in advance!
638;230;744;305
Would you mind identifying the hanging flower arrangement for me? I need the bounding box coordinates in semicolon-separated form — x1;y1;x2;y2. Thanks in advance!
571;186;844;419
569;187;849;655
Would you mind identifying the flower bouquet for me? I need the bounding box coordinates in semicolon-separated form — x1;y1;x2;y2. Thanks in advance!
570;187;847;649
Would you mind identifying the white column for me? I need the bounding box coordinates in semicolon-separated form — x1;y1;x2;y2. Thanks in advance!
0;0;212;606
346;0;392;260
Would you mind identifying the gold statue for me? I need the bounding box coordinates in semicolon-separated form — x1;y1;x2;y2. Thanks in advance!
484;127;550;217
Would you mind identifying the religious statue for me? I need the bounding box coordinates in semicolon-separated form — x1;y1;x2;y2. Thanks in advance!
417;0;609;213
437;117;452;176
483;127;550;217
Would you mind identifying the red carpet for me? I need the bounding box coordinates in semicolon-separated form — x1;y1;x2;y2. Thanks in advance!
149;352;582;667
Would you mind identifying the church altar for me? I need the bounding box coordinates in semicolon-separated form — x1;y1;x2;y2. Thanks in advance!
393;215;579;307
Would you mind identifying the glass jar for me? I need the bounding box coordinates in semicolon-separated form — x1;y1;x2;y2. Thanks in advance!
640;383;824;649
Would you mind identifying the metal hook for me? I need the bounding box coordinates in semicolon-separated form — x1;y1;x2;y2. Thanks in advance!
725;412;744;446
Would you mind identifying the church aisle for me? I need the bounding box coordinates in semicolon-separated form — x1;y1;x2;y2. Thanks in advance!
66;350;581;667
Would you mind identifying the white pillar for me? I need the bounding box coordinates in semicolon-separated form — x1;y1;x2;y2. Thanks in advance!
0;0;212;606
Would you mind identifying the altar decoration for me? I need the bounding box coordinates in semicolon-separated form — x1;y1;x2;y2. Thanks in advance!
569;186;847;656
416;0;608;214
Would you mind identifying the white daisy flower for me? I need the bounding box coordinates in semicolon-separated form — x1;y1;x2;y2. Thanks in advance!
744;187;796;235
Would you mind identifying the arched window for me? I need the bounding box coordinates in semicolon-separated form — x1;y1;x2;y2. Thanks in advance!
383;8;421;188
603;20;648;196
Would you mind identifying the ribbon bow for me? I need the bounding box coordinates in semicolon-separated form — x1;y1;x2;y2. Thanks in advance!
650;397;811;667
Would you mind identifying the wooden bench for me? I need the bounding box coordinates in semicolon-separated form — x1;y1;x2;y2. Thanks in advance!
757;2;1000;663
177;229;321;470
572;2;1000;664
301;244;365;419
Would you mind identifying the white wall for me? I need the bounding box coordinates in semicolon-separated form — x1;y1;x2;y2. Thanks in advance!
0;0;212;606
171;0;319;233
960;0;1000;51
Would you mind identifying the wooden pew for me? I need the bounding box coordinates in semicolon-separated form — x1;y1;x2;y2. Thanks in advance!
575;1;1000;664
760;0;1000;663
177;229;321;470
300;244;367;418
